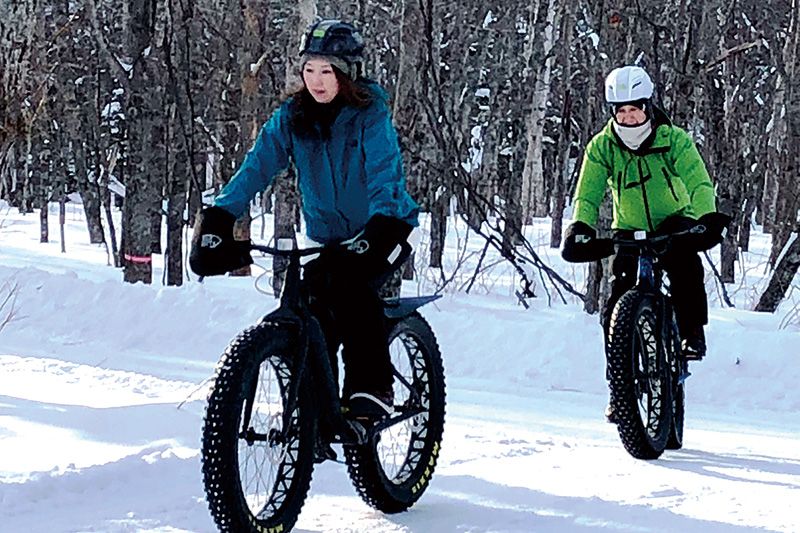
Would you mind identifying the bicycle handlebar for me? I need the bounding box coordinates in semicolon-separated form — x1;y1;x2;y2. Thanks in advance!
250;240;330;258
602;224;705;247
571;224;707;263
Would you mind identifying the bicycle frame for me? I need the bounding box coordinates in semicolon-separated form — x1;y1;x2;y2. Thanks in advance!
614;232;675;331
247;242;438;447
612;226;702;293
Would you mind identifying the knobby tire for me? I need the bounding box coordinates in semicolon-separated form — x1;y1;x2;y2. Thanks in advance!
344;312;446;513
202;322;314;533
607;290;673;459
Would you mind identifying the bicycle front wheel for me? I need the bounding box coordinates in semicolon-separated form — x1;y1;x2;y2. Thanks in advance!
344;311;446;513
202;322;314;533
607;290;672;459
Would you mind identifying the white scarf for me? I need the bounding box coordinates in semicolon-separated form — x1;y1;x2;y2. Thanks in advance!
613;120;653;151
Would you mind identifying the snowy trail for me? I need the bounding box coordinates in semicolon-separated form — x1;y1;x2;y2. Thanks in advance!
3;205;800;532
1;354;799;533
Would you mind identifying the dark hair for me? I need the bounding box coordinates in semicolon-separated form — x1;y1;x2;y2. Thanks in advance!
285;67;374;138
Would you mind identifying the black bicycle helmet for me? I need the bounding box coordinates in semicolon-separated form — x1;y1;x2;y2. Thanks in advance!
300;19;364;79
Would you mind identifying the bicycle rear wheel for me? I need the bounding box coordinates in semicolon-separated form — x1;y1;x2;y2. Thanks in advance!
607;290;672;459
344;311;446;513
202;323;314;533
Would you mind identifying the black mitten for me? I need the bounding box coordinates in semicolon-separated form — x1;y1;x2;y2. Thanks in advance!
561;221;614;263
692;212;731;251
346;215;413;285
189;206;253;276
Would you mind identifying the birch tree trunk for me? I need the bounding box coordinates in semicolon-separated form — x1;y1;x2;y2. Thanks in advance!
768;0;800;268
229;0;268;278
72;141;107;244
761;72;785;234
757;0;800;310
755;235;800;312
521;0;558;221
272;0;315;295
550;0;576;249
424;0;448;269
122;0;163;284
166;103;187;286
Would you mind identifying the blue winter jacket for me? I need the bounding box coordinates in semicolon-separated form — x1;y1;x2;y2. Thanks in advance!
214;81;419;245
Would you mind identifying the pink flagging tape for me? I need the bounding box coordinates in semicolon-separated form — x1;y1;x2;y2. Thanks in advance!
124;254;152;264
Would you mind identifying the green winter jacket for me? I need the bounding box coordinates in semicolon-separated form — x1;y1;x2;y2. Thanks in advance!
572;108;716;232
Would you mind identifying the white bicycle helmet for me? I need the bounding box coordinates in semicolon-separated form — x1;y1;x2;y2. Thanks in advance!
605;66;654;103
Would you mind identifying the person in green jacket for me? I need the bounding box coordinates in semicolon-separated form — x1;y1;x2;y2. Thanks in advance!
562;65;729;364
189;19;419;422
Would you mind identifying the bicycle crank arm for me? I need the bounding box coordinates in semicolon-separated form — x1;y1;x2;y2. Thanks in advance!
368;408;424;436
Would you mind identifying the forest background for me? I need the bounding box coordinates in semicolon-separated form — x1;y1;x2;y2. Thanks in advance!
1;0;799;314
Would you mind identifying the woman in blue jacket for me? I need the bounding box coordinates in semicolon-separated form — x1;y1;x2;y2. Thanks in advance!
190;19;419;420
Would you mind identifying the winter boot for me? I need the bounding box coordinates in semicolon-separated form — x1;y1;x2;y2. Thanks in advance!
346;389;395;421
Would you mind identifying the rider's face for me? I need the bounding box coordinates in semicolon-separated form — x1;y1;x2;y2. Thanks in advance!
303;59;340;104
615;105;647;126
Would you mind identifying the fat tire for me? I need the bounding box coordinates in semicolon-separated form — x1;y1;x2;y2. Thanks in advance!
202;322;314;533
344;312;446;513
607;290;672;460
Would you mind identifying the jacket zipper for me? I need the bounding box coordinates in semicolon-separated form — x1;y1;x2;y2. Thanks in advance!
324;138;352;236
638;159;655;232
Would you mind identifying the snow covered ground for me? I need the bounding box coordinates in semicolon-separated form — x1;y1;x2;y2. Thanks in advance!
1;200;799;533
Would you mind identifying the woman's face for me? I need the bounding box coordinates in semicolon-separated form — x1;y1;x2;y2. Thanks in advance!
303;58;340;104
615;104;647;126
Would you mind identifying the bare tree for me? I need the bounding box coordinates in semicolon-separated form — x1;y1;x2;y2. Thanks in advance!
756;0;800;311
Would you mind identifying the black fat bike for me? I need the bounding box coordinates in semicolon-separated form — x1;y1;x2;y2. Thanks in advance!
200;243;446;533
595;229;698;460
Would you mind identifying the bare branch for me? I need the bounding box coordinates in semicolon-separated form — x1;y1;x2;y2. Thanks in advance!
703;250;735;308
85;0;129;82
704;39;763;73
0;279;20;334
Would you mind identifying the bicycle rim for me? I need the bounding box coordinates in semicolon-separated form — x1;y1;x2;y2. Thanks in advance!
633;309;668;441
376;330;431;482
202;324;313;533
238;355;301;516
344;312;445;512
